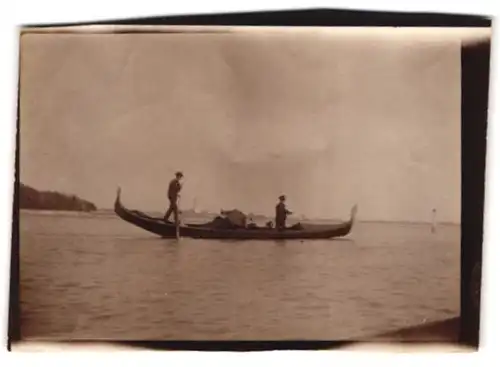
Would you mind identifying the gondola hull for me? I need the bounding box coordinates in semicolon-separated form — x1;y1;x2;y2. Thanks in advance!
114;189;356;240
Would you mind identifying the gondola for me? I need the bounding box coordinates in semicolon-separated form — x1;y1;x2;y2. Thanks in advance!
114;188;357;240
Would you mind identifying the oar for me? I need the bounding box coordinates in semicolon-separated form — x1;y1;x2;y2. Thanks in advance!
176;195;181;240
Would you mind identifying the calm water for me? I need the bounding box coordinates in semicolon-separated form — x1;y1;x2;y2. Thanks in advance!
20;211;460;341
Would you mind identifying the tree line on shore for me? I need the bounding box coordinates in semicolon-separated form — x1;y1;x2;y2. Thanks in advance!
19;183;97;212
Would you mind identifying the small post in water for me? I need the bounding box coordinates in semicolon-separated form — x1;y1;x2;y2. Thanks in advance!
431;208;437;234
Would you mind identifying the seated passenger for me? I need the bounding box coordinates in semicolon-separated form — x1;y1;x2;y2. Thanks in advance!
220;209;247;228
209;215;234;229
289;222;304;231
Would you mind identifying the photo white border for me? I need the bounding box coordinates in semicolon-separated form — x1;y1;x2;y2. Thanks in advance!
1;0;499;365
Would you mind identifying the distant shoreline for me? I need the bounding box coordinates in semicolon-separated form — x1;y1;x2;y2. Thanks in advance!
18;208;460;226
19;183;97;212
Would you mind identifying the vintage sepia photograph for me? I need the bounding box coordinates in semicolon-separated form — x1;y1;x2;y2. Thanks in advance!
13;21;491;348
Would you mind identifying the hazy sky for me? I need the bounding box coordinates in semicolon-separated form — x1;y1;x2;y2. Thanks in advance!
19;27;488;222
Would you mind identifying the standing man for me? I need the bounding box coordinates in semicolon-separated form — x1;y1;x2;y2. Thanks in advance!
164;171;183;225
275;195;293;231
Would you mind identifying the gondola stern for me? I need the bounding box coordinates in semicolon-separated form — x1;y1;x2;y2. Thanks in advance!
340;204;358;238
114;186;128;219
114;187;123;209
350;204;358;224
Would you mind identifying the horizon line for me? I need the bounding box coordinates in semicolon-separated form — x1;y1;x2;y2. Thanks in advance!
20;208;460;226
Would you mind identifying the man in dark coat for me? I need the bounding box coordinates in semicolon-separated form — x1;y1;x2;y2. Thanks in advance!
164;171;183;224
275;195;292;230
